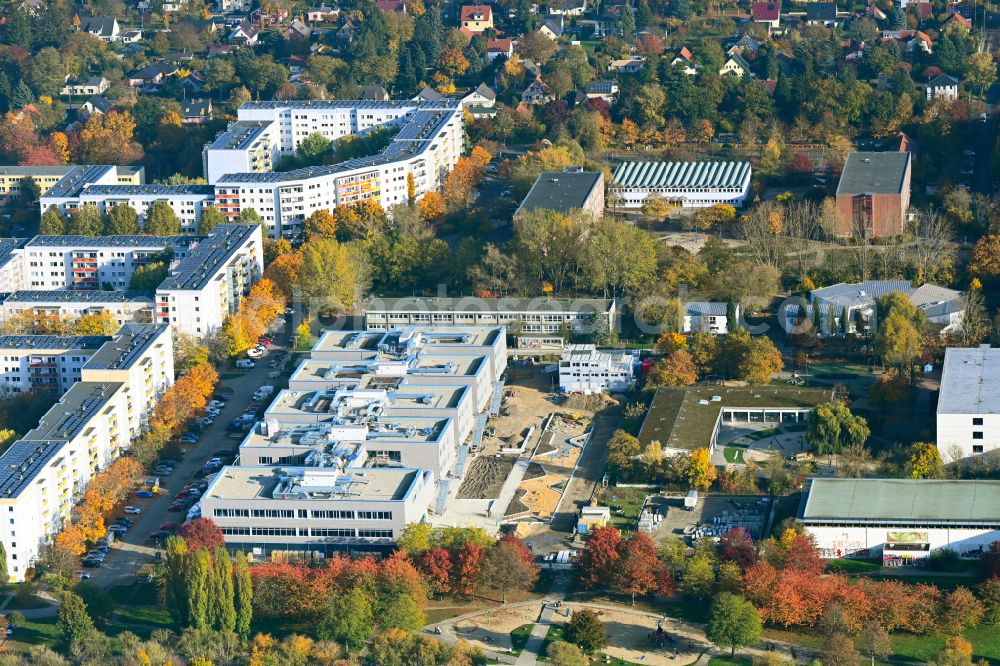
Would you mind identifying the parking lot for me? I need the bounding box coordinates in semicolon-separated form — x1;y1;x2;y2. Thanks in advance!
651;494;773;543
82;324;292;588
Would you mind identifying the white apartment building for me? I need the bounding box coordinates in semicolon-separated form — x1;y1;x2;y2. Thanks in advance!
209;101;463;238
937;346;1000;459
362;297;618;354
18;234;191;291
0;324;173;580
558;344;636;394
0;335;107;395
800;478;1000;565
683;302;739;334
154;224;263;337
201;466;436;557
0;240;27;292
0;291;153;329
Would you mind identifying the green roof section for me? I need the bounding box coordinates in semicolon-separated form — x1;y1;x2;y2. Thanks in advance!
638;385;832;451
801;478;1000;524
612;161;751;189
835;151;910;196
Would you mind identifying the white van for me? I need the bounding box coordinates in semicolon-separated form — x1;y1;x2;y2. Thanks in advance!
236;359;255;369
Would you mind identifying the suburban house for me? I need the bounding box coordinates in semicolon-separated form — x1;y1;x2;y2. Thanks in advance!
719;54;752;78
306;5;339;22
460;4;493;34
359;84;390;101
683;302;739;334
805;2;838;25
926;74;959;101
726;34;760;58
229;21;259;44
486;38;513;60
377;0;406;11
608;57;645;74
538;15;564;40
181;99;213;123
522;78;553;105
944;11;972;30
462;83;496;108
834;151;911;237
81;95;113;116
671;47;697;75
120;29;143;43
60;76;109;96
82;16;120;41
548;0;586;15
584;80;619;101
751;2;781;31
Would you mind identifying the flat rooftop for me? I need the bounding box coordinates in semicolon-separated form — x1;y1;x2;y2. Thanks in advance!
208;121;273;150
937;347;1000;415
2;290;151;304
313;327;502;354
22;382;123;442
84;324;168;370
362;296;614;315
82;184;213;197
157;224;258;291
0;166;73;177
244;417;449;450
836;152;910;196
518;171;602;214
268;385;467;418
205;466;418;501
0;334;110;352
25;234;189;249
639;385;832;451
292;355;483;383
800;478;1000;524
240;99;457;111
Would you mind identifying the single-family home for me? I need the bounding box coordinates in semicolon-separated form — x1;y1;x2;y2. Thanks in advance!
217;0;252;12
683;302;739;335
283;19;312;42
414;86;445;102
751;1;781;31
944;11;972;30
866;5;887;20
926;73;959;101
584;80;619;102
336;18;356;43
608;57;645;74
726;34;761;58
538;15;564;40
128;66;165;87
460;4;493;34
360;84;390;101
81;95;113;116
522;78;553;105
120;29;143;43
229;21;259;44
548;0;586;15
486;38;513;60
181;98;212;123
463;83;496;108
60;76;110;96
719;53;752;78
671;47;697;75
805;2;838;26
307;5;339;22
377;0;406;12
82;16;120;41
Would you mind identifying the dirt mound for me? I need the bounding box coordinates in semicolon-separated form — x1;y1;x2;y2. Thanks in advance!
563;393;619;412
456;455;516;499
505;488;529;516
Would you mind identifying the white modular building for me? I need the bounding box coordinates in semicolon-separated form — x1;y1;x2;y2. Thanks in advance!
937;346;1000;459
558;344;636;394
201;466;436;557
154;224;263;337
610;161;752;208
800;478;1000;565
0;324;173;580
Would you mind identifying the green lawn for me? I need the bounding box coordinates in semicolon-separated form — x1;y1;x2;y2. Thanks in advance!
723;447;746;463
599;486;653;530
806;362;869;377
6;617;60;653
7;594;51;610
510;623;534;654
861;572;980;590
824;558;882;574
707;659;753;666
112;604;173;629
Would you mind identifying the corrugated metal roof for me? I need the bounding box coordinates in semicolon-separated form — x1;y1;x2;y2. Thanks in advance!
801;478;1000;523
612;161;751;189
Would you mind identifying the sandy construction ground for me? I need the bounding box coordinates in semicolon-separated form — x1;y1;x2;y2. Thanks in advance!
452;604;543;652
563;605;699;666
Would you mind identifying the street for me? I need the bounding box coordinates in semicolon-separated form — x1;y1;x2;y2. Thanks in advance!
86;324;293;589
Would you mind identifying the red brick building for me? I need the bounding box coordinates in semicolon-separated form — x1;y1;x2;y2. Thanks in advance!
834;152;911;238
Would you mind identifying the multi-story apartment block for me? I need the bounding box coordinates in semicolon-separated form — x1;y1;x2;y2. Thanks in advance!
154;224;264;337
0;335;108;395
0;291;153;329
209;101;463;238
0;166;74;205
0;240;27;292
0;324;173;580
19;234;190;291
201;466;436;557
362;296;618;353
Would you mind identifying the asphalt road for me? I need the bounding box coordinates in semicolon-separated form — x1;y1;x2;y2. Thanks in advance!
549;406;621;533
87;325;291;589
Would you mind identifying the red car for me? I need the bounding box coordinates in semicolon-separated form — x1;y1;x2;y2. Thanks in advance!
257;338;272;346
160;521;177;532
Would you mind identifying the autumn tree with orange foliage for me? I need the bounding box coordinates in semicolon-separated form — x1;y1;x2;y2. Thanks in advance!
77;110;144;165
418;191;446;222
263;250;301;300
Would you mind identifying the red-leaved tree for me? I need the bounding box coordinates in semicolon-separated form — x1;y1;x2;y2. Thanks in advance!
177;518;225;552
452;541;485;598
720;528;757;568
420;547;453;597
575;525;621;589
614;532;670;605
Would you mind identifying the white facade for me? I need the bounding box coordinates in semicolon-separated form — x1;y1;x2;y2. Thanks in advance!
0;324;173;580
800;478;1000;565
201;466;436;556
937;346;1000;459
558;344;636;394
682;302;737;334
0;336;103;395
154;224;264;337
202;121;278;185
43;185;214;235
610;161;753;209
209;101;463;239
0;291;152;329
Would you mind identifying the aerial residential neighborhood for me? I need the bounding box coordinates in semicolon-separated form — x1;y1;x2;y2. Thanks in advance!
1;0;1000;663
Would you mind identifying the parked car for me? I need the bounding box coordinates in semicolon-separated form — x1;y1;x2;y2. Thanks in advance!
199;417;215;427
246;347;265;360
236;359;255;369
179;434;199;444
208;400;225;409
149;531;170;541
78;571;92;579
212;393;230;403
124;506;142;514
136;489;154;498
82;559;102;568
160;521;177;531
